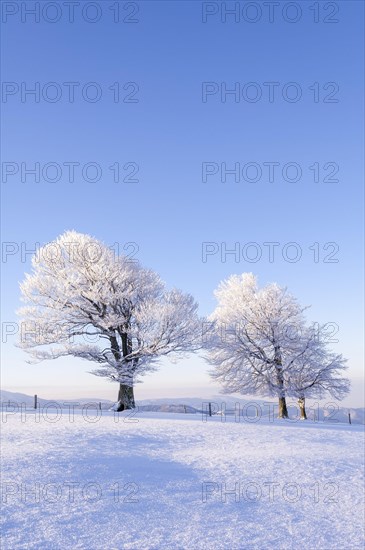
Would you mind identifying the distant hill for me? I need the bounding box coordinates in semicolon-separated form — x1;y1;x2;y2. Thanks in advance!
1;390;364;424
0;390;115;409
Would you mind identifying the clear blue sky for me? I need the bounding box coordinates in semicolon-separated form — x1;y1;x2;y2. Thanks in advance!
1;1;364;406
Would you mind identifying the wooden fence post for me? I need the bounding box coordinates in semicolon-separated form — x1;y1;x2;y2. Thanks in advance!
208;402;212;417
34;394;38;409
348;412;351;425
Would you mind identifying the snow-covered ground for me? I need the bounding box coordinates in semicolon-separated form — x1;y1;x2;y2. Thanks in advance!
1;409;364;549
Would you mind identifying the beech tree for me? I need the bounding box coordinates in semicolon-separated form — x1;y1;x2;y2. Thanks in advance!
285;327;350;419
18;231;202;410
204;273;349;419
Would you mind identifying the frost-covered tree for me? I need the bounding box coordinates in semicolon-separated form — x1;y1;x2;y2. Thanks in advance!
285;327;350;419
18;231;202;410
204;273;349;419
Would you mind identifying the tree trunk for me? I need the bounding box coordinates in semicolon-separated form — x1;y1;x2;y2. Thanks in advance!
278;396;289;419
115;383;135;411
298;397;307;420
111;331;136;411
274;344;288;419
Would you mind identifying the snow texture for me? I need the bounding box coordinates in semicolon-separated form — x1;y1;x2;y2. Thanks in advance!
1;409;364;549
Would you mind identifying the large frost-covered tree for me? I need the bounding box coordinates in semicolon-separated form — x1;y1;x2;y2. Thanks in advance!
204;273;349;419
18;231;202;410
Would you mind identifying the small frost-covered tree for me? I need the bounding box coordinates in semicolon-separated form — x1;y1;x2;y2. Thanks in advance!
285;327;350;419
18;231;202;410
204;273;349;419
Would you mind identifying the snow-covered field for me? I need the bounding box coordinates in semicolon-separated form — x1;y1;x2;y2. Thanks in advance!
1;409;364;549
